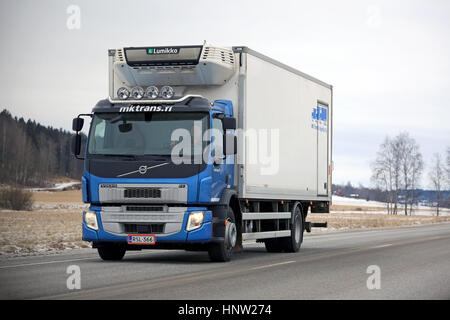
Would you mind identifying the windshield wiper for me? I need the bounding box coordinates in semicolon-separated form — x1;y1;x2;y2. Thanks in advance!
109;114;124;124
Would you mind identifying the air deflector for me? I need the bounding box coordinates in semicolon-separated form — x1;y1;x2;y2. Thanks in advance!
124;46;203;67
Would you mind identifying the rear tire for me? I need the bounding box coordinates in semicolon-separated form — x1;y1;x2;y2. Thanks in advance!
208;206;236;262
281;203;303;252
97;243;126;261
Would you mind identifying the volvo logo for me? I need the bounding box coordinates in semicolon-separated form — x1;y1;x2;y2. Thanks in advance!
138;165;148;174
117;163;169;178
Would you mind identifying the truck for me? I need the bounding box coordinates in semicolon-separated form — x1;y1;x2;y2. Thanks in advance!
72;44;332;262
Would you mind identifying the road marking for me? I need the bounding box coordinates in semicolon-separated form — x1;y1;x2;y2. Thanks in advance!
251;260;296;270
3;232;448;271
367;244;393;250
0;251;168;270
34;231;450;299
305;222;450;241
0;257;99;269
41;261;299;300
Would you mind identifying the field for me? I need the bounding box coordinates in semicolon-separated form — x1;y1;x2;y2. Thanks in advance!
308;213;450;232
0;190;89;256
1;190;449;257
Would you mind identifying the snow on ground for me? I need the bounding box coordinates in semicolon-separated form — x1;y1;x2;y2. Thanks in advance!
332;196;386;208
52;182;81;190
26;181;81;192
332;195;449;216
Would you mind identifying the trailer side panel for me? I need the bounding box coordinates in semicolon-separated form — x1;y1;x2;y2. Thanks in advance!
243;52;332;201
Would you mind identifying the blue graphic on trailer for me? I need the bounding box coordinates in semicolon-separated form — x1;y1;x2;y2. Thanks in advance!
311;104;328;132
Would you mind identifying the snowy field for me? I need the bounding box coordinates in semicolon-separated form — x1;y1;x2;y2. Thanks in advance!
26;181;81;192
332;195;449;216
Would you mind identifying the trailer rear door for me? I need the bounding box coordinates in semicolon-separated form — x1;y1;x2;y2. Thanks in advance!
316;102;329;196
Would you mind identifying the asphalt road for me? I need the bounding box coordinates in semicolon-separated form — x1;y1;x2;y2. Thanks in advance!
1;223;450;300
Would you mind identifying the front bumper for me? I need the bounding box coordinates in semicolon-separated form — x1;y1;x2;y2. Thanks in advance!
82;206;213;244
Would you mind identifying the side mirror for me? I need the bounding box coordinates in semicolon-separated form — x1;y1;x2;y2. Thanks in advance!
223;134;237;155
72;117;84;132
222;117;236;130
72;134;81;156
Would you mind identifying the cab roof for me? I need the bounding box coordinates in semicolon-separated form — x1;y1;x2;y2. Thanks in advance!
92;96;212;113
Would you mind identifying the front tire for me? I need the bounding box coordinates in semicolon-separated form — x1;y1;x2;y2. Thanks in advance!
97;243;126;261
208;206;236;262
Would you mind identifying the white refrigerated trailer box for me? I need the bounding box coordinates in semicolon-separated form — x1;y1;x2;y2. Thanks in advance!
109;45;333;203
235;48;332;202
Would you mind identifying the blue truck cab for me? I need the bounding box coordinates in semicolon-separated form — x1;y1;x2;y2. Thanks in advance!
73;97;240;262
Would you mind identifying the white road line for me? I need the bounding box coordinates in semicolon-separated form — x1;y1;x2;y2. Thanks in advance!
367;244;393;249
0;257;99;269
0;251;168;270
251;260;296;270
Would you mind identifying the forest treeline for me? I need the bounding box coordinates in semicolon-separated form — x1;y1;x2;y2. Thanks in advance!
0;109;85;187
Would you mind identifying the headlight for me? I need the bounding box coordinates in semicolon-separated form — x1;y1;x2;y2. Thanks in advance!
146;86;159;99
84;211;98;230
131;86;144;99
160;86;174;99
186;211;204;231
117;87;130;100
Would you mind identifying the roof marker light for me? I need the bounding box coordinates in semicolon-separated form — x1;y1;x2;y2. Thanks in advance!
146;86;159;99
117;87;130;100
160;86;174;99
131;86;144;100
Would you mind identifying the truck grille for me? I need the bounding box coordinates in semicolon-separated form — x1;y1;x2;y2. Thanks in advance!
126;206;164;212
124;224;164;234
124;188;161;199
99;183;188;203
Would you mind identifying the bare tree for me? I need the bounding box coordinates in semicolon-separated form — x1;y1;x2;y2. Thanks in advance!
391;137;403;215
446;147;450;188
408;144;423;215
372;133;423;215
371;136;395;214
429;153;444;216
395;133;412;215
395;132;423;215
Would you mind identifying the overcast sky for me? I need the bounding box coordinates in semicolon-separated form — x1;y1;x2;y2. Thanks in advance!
0;0;449;187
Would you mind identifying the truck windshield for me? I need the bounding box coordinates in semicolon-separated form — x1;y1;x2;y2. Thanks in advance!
87;112;209;157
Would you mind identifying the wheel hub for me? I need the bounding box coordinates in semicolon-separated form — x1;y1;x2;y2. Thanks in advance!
225;221;237;248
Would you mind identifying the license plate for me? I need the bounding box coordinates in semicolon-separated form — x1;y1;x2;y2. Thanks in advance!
127;234;156;245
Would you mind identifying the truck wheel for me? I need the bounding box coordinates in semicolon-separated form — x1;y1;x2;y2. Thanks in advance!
281;203;303;252
97;243;126;261
208;206;236;262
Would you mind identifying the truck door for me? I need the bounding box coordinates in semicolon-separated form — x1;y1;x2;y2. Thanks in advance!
316;102;329;196
211;116;227;199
